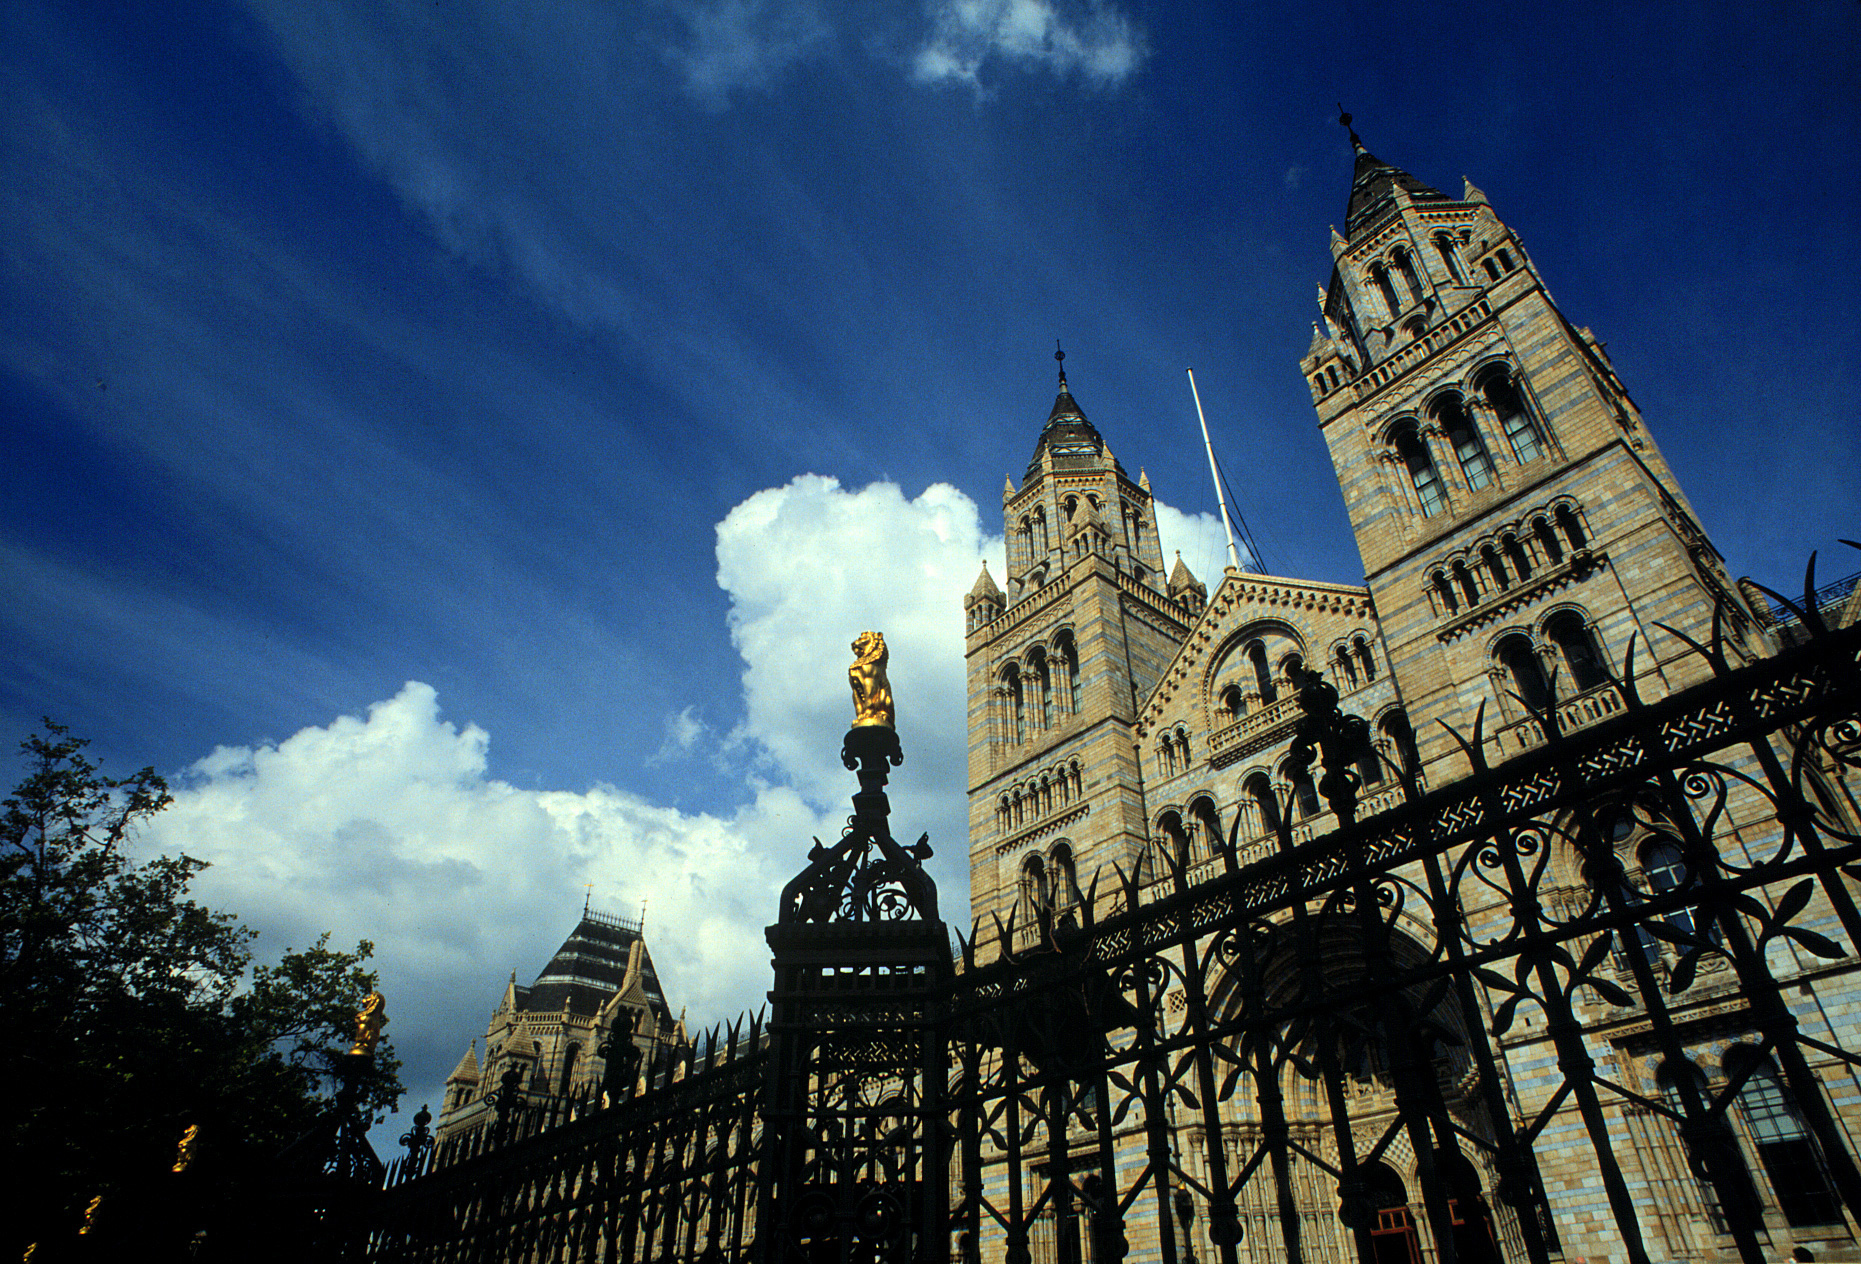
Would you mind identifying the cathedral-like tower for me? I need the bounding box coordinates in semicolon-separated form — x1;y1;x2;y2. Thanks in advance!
1304;121;1761;773
962;355;1200;936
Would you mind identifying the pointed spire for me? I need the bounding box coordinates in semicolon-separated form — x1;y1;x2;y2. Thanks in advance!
1307;321;1332;358
1003;475;1016;497
448;1040;481;1083
1028;344;1103;471
1462;176;1488;204
1335;108;1449;239
1139;467;1152;492
1046;343;1087;424
1167;551;1207;611
967;561;1004;606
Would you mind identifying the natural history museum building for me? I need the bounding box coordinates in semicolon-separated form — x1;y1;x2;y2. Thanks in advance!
409;126;1861;1264
957;126;1860;1263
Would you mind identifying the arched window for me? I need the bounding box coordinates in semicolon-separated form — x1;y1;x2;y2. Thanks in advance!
1534;515;1564;564
1435;569;1460;614
1249;641;1277;705
1157;812;1192;873
1556;504;1587;550
1497;634;1551;712
1480;368;1545;463
1370;263;1400;318
1312;374;1327;396
1483;544;1510;591
1725;1048;1844;1226
1219;684;1245;718
1246;773;1281;838
1393;247;1424;303
1031;651;1053;730
1356;732;1384;787
1281;652;1305;684
998;796;1010;833
1050;845;1077;915
1453;560;1481;607
1336;645;1358;687
559;1042;581;1095
1059;634;1081;714
1394;426;1446;516
1017;516;1032;567
1158;738;1176;778
1191;797;1223;862
1401;316;1428;341
1032;506;1049;554
1021;855;1049;916
1327;366;1341;391
1355;637;1376;681
1381;710;1420;780
1005;667;1024;743
1482;257;1501;281
1284;762;1320;820
1504;533;1533;581
1546;612;1608;692
1174;728;1191;769
1434;233;1464;284
1496;248;1516;272
1039;775;1053;815
1434;396;1496;491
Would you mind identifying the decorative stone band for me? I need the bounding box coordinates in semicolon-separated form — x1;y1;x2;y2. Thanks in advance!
993;802;1090;856
1434;548;1601;642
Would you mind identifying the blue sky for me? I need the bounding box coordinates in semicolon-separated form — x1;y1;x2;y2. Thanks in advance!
4;1;1857;1118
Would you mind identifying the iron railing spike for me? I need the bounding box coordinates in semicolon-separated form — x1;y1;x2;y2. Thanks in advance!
1616;633;1644;709
1438;714;1488;776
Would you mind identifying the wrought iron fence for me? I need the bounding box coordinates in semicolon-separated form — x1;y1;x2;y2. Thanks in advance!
363;587;1861;1264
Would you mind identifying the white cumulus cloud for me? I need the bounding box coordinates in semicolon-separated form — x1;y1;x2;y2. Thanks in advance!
912;0;1148;90
133;476;1220;1113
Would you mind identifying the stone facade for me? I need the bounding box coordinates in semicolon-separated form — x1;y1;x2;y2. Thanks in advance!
433;907;689;1144
963;130;1861;1262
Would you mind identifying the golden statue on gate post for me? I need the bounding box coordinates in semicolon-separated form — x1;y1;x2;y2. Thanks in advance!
172;1123;200;1173
350;990;389;1056
848;631;894;729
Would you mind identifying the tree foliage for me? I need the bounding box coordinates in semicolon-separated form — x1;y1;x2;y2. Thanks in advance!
1;724;402;1254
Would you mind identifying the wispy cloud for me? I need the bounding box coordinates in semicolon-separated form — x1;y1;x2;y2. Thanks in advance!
657;0;833;109
912;0;1148;91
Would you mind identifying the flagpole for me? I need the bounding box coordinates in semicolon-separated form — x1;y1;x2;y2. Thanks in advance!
1187;368;1242;573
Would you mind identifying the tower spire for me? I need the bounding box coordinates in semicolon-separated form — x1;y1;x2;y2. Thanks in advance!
1337;104;1366;154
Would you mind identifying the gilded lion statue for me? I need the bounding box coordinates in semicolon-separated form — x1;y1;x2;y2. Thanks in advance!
350;990;389;1056
848;631;895;729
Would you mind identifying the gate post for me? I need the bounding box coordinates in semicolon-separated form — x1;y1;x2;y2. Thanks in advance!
757;632;951;1263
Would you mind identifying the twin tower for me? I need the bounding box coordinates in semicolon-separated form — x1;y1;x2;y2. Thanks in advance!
962;125;1761;930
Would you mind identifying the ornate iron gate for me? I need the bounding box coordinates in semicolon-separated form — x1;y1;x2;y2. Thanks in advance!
369;608;1861;1264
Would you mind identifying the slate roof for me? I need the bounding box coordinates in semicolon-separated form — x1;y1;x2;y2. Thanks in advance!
1343;134;1450;239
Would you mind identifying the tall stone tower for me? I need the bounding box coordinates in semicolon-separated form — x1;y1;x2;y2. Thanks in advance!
1302;119;1760;774
962;354;1202;934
